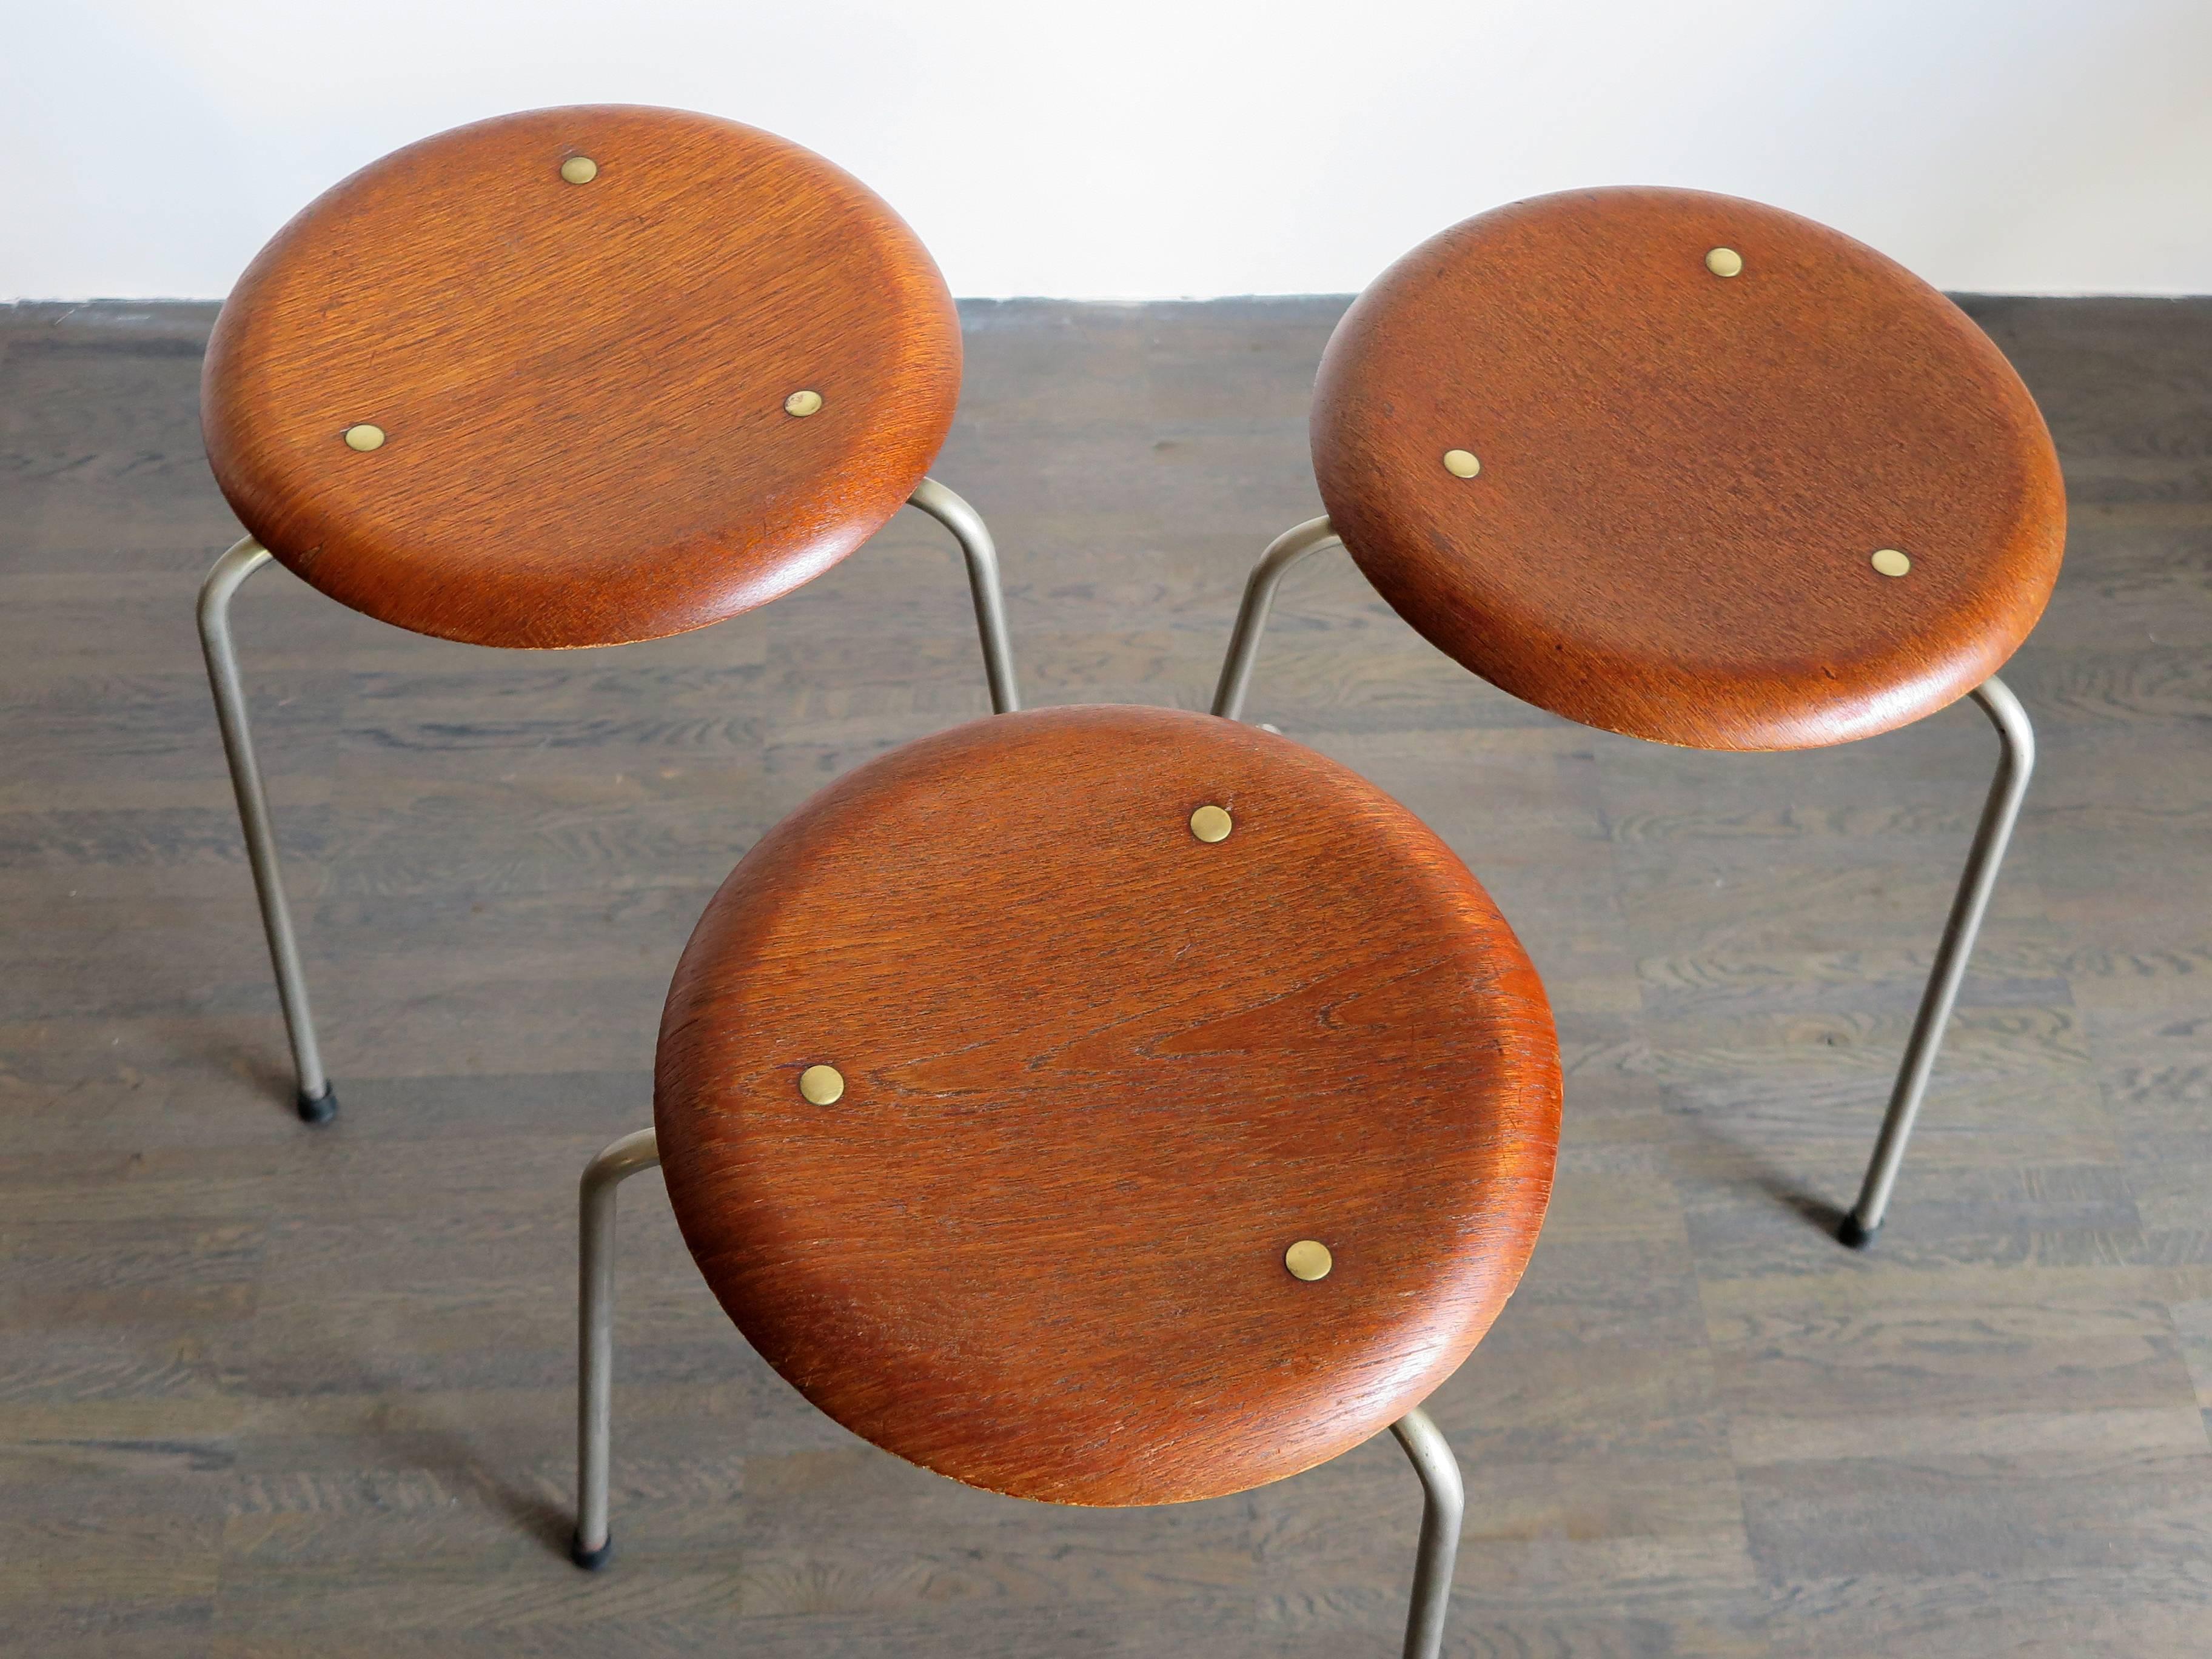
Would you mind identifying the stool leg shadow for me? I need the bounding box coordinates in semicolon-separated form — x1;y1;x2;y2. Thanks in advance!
292;1299;578;1561
1672;1109;1849;1245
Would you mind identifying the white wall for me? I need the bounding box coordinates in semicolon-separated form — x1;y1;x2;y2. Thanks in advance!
5;0;2208;301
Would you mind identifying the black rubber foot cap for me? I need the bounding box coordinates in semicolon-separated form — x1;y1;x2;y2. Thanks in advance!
296;1084;338;1125
571;1534;611;1571
1837;1212;1880;1250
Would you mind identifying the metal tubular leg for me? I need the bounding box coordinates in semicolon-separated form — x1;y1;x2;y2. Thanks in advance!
1210;516;1342;721
908;477;1021;714
198;537;334;1123
1389;1407;1464;1659
1842;676;2036;1245
573;1127;662;1570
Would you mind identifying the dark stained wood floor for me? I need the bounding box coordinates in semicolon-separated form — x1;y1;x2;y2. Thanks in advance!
2;293;2208;1657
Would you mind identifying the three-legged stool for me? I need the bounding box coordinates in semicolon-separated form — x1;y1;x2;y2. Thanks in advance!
1214;187;2063;1244
198;104;1018;1123
571;704;1563;1656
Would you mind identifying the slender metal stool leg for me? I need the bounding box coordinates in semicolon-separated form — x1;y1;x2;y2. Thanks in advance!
1210;516;1342;722
199;536;334;1123
1389;1407;1465;1659
573;1126;662;1570
1842;675;2036;1245
909;477;1022;715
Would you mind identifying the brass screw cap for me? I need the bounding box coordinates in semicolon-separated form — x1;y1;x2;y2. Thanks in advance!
1189;805;1232;843
343;424;385;451
1284;1240;1333;1281
798;1064;845;1105
1442;449;1481;478
560;156;598;185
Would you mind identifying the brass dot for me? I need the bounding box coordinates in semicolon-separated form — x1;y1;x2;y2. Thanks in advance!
784;389;823;418
1442;449;1481;479
1871;548;1912;578
1705;247;1743;278
342;423;385;452
1189;804;1232;843
560;156;598;185
1284;1240;1333;1281
798;1064;845;1105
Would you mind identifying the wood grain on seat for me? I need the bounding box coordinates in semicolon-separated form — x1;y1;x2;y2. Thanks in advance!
654;705;1561;1506
1312;187;2066;750
201;105;960;648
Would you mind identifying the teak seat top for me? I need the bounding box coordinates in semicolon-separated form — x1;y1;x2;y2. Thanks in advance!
1312;187;2066;751
654;705;1561;1506
201;106;960;649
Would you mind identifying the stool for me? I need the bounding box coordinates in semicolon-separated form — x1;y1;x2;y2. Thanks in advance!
197;105;1018;1125
1213;187;2062;1245
571;705;1561;1657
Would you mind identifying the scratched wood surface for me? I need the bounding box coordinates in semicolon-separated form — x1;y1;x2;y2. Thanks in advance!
2;292;2209;1656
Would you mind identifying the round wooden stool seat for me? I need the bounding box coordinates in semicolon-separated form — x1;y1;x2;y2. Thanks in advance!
1312;187;2066;750
201;106;960;648
654;705;1560;1505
